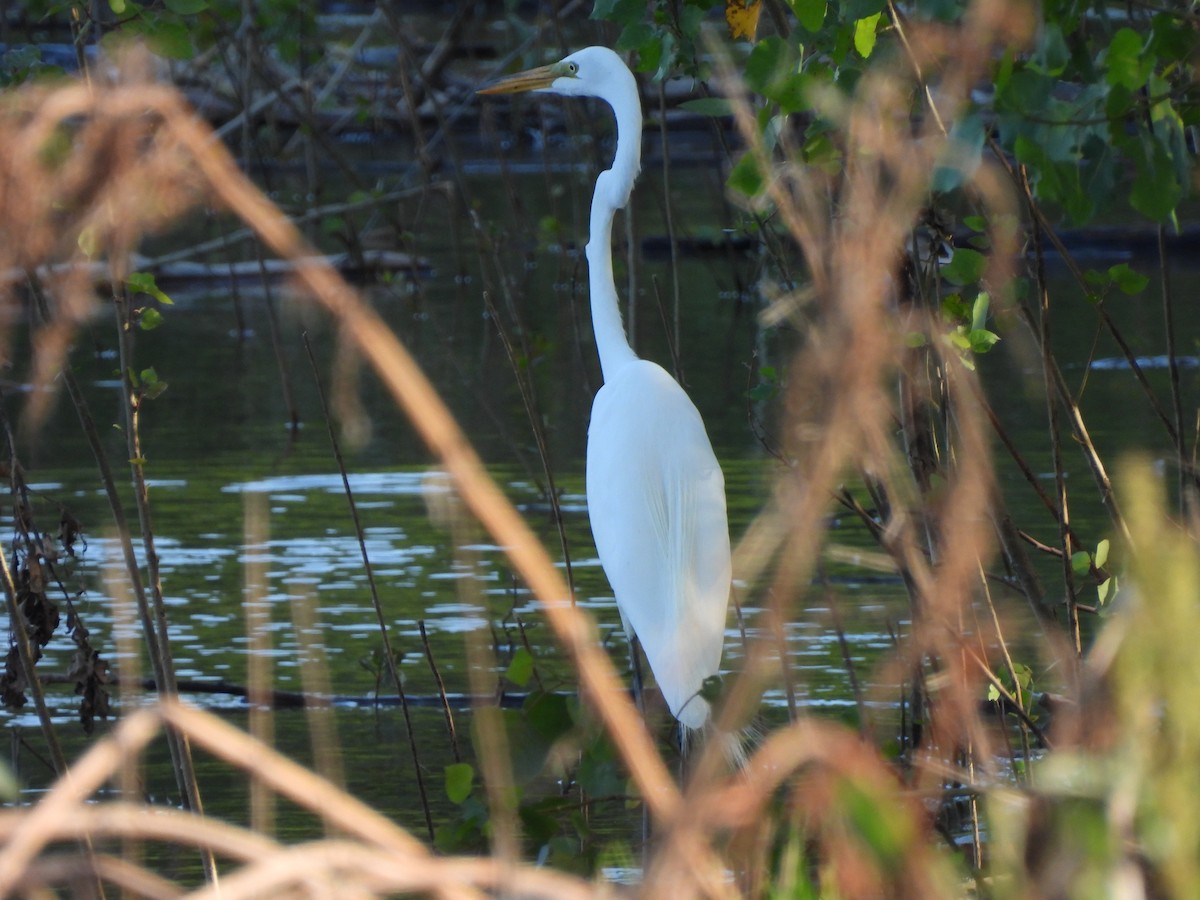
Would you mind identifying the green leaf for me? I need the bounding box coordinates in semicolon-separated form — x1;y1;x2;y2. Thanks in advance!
912;0;960;19
751;361;781;393
678;98;734;117
970;291;990;332
138;307;165;331
1149;12;1193;64
1094;538;1110;570
108;0;126;12
590;0;643;26
524;690;573;741
744;36;789;97
137;366;168;400
996;67;1055;117
615;22;654;53
945;327;971;351
1107;263;1148;296
433;796;487;852
942;293;968;320
854;13;882;59
699;674;724;703
1105;83;1134;121
635;36;663;76
727;150;765;198
941;248;986;286
1071;550;1091;577
678;4;705;40
802;129;841;173
1033;22;1069;76
967;329;1000;353
1129;135;1183;221
127;271;174;305
787;0;826;32
144;19;195;60
771;74;811;114
505;647;535;687
649;30;675;81
1105;28;1151;91
578;751;624;798
518;799;561;846
1098;575;1116;606
143;381;168;400
1012;662;1034;692
843;0;885;18
932;111;984;192
444;763;475;804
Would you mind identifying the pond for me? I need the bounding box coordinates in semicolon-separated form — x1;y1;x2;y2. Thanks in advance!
5;91;1197;873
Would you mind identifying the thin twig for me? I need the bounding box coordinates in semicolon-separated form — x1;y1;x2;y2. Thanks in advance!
1025;174;1081;657
480;290;577;599
1159;223;1187;516
658;80;684;382
302;330;435;841
109;270;213;866
418;619;462;764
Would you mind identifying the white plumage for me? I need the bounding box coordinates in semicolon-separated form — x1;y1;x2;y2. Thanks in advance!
480;47;733;731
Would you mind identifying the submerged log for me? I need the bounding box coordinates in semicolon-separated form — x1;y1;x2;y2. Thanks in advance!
4;249;431;296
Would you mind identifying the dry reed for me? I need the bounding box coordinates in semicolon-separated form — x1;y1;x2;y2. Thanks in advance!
0;0;1194;895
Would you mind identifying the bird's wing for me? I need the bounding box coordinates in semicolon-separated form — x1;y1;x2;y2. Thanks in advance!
586;360;732;729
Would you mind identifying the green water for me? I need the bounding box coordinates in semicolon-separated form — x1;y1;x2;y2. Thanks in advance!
5;119;1196;859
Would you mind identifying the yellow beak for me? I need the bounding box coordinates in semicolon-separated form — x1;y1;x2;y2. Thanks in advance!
477;63;562;96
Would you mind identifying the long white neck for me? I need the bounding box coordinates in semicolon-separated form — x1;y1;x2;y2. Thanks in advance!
585;75;642;383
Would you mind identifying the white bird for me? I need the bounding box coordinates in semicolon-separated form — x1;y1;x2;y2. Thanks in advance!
480;47;732;732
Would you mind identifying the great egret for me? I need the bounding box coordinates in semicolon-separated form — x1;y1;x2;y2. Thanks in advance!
479;47;732;732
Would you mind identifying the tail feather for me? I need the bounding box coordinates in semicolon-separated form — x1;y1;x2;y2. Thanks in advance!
682;720;756;770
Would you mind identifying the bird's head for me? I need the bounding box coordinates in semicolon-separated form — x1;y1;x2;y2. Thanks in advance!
477;46;632;103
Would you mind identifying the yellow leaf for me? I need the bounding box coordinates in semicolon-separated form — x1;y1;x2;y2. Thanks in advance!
726;0;762;41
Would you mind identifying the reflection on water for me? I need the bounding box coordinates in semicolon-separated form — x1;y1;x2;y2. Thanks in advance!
1088;354;1200;371
17;454;903;728
224;470;438;496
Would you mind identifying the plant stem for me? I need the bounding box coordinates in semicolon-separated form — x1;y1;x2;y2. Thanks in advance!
1025;175;1081;657
480;291;577;600
110;276;216;881
1159;224;1187;516
658;80;683;381
418;619;461;763
301;332;435;841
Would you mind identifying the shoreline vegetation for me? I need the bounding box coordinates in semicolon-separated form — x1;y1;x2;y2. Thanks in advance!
0;0;1197;896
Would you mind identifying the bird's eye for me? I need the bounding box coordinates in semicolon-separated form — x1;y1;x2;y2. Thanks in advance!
567;62;578;74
